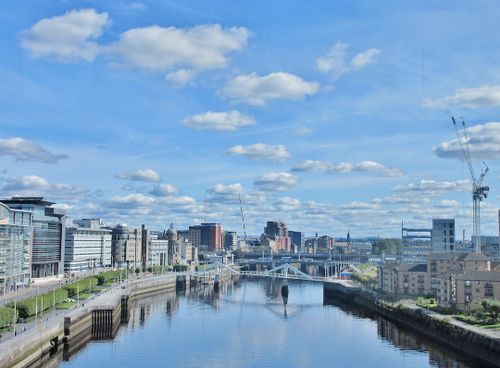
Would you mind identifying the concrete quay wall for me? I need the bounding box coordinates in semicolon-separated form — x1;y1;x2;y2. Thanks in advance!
0;274;178;368
323;281;500;367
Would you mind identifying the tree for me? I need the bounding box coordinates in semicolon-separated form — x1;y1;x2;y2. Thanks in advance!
371;238;402;255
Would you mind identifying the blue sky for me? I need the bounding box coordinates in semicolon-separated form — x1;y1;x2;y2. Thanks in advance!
0;0;499;237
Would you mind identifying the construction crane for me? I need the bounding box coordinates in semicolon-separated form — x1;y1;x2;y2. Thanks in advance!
238;194;248;249
450;114;490;253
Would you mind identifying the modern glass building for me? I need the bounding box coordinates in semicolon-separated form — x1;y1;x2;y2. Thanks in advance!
0;201;33;294
1;197;65;278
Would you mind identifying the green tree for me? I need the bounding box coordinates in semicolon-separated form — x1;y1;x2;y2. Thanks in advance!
371;238;402;255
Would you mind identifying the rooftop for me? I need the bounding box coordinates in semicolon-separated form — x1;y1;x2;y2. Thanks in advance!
0;196;55;206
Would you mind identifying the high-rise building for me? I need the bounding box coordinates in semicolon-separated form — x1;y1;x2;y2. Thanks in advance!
187;225;202;248
1;197;66;278
318;235;334;249
141;224;150;268
288;231;303;254
201;223;223;252
431;219;455;253
223;231;238;250
0;202;33;294
265;221;288;238
65;218;112;273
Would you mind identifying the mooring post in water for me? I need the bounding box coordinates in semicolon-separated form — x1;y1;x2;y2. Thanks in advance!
214;274;220;292
281;279;289;306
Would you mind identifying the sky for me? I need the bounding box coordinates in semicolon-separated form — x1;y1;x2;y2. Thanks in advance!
0;0;499;238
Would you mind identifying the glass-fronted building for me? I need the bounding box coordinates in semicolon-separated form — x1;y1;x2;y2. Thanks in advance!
1;197;65;278
0;202;33;294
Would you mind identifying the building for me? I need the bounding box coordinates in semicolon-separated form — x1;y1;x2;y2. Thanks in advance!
187;225;202;248
1;197;66;278
111;224;142;268
148;233;169;267
431;219;455;253
264;221;288;238
288;231;303;254
439;271;500;310
378;263;430;295
223;231;238;250
65;218;112;273
351;242;372;255
0;202;33;294
166;223;181;265
141;224;150;268
428;252;491;295
201;223;223;252
402;223;432;263
318;235;334;249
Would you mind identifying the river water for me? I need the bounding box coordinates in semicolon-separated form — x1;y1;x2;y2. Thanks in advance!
52;278;481;368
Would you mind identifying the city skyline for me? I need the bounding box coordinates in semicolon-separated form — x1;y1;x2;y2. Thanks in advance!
1;1;499;237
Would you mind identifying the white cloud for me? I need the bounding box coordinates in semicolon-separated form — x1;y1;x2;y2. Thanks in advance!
115;169;161;182
438;199;460;208
422;85;500;108
291;160;401;176
225;143;290;161
393;179;470;194
205;183;244;204
274;197;301;211
433;122;500;160
108;24;249;78
1;175;88;199
296;127;313;136
20;9;110;61
165;69;197;87
149;183;178;196
220;72;319;106
315;41;380;77
107;193;155;208
0;137;67;163
254;172;298;192
183;111;255;131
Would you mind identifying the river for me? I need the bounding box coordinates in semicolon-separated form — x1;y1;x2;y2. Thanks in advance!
50;278;482;368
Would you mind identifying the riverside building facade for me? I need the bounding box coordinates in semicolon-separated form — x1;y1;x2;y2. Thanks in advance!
1;197;65;278
64;218;112;273
0;202;33;294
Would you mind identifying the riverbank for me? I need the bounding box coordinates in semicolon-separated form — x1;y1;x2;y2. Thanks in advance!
324;281;500;367
0;274;178;368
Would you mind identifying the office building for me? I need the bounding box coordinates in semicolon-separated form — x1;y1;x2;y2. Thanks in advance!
0;202;33;294
318;235;334;249
1;197;66;278
65;218;112;273
200;223;223;252
111;223;142;268
431;219;455;253
148;233;169;267
288;231;303;254
223;231;238;250
402;222;432;263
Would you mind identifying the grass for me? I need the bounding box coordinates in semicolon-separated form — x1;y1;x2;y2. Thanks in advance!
481;324;500;330
55;301;75;310
77;293;92;300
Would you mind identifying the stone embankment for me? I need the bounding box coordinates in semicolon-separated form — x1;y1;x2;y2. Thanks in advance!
324;281;500;367
0;274;178;368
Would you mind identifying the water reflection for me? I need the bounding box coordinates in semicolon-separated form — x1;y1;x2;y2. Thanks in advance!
54;278;484;368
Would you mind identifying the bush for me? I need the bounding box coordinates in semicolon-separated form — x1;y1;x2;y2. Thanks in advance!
64;277;98;298
0;306;17;328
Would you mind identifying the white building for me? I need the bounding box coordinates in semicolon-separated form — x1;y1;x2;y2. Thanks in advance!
148;234;169;267
65;218;112;273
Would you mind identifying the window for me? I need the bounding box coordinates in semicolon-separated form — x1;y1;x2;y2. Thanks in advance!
485;283;494;298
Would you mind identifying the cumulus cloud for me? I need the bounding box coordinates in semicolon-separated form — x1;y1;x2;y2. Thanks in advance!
291;160;402;177
274;197;301;211
205;183;244;204
20;9;110;61
315;41;380;77
149;183;178;196
115;169;161;182
165;69;197;87
254;172;298;192
1;175;88;199
393;179;470;194
0;137;68;163
433;122;500;160
108;24;249;80
183;111;255;131
422;85;500;108
225;143;290;161
220;72;319;106
107;193;155;208
437;199;460;208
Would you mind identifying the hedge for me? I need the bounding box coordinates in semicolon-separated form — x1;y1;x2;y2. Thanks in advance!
0;306;17;328
14;288;68;319
64;277;98;298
